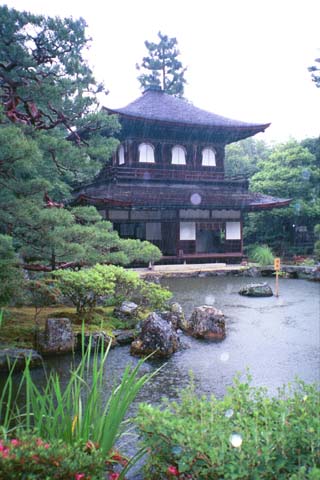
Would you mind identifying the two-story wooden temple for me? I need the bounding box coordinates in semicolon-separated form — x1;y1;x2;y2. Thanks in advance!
73;89;290;262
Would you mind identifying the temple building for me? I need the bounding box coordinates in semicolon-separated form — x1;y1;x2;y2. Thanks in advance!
73;89;290;262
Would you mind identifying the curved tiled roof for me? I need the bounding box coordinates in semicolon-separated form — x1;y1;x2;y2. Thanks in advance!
105;89;270;132
73;182;290;212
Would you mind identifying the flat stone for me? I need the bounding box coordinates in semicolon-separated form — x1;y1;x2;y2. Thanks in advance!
239;282;273;297
0;348;42;372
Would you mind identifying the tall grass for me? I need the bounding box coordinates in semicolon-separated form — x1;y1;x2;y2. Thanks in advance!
1;332;157;458
249;244;275;266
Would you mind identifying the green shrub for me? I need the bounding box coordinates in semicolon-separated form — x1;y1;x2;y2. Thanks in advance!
136;374;320;479
0;234;24;307
54;264;172;316
248;244;274;266
0;434;107;479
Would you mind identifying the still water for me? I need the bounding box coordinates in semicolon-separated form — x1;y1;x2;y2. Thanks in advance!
27;275;319;401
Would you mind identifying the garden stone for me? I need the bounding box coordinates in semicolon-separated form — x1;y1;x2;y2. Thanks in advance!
130;312;179;358
158;302;186;330
113;301;139;325
37;317;74;355
75;331;116;351
184;305;226;340
113;329;136;345
239;282;273;297
0;348;43;372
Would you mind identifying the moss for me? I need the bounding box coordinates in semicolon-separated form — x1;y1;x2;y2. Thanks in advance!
0;306;117;349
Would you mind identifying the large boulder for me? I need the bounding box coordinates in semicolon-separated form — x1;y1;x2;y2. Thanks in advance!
184;305;226;340
158;302;186;330
239;282;273;297
0;348;43;372
37;317;74;355
130;312;179;358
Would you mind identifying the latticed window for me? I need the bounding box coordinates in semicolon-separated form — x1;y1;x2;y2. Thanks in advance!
202;148;216;166
139;143;155;163
172;145;186;165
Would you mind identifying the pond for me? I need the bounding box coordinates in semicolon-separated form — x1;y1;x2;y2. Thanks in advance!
22;275;319;402
2;276;319;478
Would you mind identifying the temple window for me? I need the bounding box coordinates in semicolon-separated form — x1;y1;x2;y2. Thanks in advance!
138;143;155;163
226;221;241;240
172;145;186;165
180;222;196;240
118;145;125;165
202;147;216;166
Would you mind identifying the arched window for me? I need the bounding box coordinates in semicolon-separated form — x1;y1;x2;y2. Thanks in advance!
202;148;216;166
118;145;125;165
171;145;186;165
138;143;155;163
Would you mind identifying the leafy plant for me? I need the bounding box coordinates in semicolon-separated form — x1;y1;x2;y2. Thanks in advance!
54;264;172;315
1;335;157;464
136;374;320;479
248;244;274;266
0;435;107;480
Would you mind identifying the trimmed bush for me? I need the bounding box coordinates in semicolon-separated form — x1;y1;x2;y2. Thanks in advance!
136;374;320;479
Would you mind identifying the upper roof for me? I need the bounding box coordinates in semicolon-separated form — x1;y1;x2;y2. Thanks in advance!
104;89;270;135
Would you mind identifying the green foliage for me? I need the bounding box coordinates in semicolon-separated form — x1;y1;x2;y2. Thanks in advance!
0;435;107;480
1;338;155;463
136;31;187;97
0;5;106;131
132;281;172;310
0;235;23;306
25;279;61;325
225;138;270;178
136;375;320;479
54;264;171;315
247;244;274;266
314;224;320;260
246;140;320;254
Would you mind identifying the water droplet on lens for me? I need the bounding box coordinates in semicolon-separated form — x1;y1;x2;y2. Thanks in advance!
205;295;215;305
190;193;202;205
229;433;242;448
301;169;310;180
225;409;234;418
220;352;229;362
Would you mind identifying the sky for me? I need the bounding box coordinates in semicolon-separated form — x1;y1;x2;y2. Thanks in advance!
3;0;320;143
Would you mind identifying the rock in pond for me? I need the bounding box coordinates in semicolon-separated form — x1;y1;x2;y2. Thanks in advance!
239;282;273;297
157;302;186;330
75;331;116;351
0;348;42;372
184;305;226;340
37;317;74;355
130;312;179;358
113;329;136;345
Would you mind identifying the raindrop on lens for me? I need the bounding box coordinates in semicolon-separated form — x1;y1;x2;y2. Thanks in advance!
190;193;202;205
229;433;243;448
301;169;311;180
220;352;229;362
205;295;215;305
225;409;234;418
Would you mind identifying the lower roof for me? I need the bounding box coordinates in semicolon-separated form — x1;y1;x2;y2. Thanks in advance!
72;182;291;212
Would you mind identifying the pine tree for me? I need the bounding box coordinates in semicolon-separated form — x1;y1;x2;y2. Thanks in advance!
136;32;187;97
